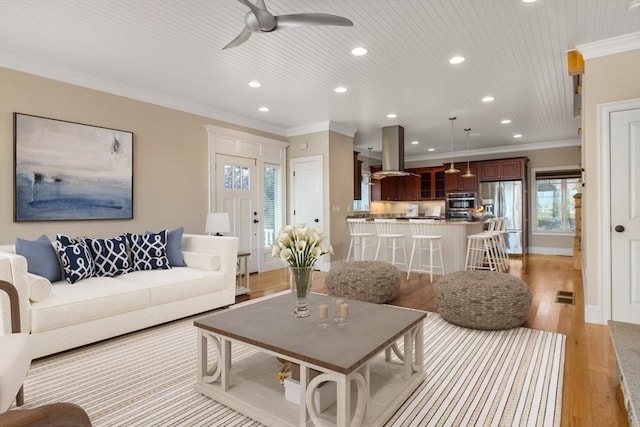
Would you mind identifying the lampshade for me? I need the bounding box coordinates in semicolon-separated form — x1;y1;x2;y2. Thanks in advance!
205;212;230;236
445;117;460;174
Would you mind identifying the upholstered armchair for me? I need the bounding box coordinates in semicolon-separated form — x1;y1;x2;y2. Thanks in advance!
0;280;30;413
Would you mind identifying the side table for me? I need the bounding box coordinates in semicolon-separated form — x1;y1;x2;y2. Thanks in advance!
236;252;251;296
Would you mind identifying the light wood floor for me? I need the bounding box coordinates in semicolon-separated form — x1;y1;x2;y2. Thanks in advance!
237;254;628;427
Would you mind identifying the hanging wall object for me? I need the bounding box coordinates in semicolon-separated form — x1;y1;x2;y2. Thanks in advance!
13;113;134;221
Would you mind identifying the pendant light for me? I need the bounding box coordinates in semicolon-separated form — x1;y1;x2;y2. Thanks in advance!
462;128;476;178
444;117;460;174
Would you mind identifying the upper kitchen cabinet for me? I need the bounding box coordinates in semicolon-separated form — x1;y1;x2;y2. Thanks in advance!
413;167;446;200
370;166;399;201
444;162;478;192
353;151;362;200
479;157;528;181
397;173;421;201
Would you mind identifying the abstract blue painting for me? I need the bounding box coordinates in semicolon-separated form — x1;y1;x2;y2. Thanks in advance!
14;113;133;221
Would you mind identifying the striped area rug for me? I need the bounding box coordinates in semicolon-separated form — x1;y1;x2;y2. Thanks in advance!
18;313;564;426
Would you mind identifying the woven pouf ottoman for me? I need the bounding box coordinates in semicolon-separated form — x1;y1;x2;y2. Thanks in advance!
435;270;532;330
325;261;400;304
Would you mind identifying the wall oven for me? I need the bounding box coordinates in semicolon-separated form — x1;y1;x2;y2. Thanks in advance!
446;192;477;220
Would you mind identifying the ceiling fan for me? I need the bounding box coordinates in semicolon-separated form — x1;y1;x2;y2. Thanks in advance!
223;0;353;50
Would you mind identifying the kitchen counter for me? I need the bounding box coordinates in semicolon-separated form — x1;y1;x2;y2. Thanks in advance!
347;220;483;274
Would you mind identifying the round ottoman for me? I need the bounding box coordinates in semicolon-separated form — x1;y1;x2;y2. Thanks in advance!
435;270;532;330
326;261;400;303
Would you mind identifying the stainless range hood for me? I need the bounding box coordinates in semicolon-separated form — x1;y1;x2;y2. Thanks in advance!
372;125;413;179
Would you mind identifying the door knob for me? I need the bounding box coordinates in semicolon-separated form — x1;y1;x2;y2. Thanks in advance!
614;225;625;232
314;218;319;223
253;219;259;224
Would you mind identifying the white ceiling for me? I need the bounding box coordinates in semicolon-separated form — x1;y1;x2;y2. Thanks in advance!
1;0;639;161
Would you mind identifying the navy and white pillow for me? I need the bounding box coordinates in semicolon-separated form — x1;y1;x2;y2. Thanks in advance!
55;235;95;284
84;235;132;277
127;231;171;271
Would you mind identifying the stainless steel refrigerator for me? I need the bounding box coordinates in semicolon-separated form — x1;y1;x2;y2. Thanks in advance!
479;181;526;255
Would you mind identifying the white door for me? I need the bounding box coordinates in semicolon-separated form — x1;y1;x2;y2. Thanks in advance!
216;154;259;273
611;108;640;324
291;156;327;270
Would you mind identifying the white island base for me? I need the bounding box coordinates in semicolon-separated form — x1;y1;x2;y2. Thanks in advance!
351;220;483;274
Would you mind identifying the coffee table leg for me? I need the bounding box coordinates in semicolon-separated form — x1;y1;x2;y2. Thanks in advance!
221;338;231;391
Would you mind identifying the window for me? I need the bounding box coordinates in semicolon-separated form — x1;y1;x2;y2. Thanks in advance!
353;173;371;211
263;165;282;247
534;169;581;232
224;164;250;190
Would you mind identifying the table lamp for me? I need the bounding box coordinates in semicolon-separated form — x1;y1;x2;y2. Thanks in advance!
205;212;230;236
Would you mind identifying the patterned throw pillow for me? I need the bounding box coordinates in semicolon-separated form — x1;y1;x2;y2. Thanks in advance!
127;231;171;271
84;235;132;277
55;235;96;284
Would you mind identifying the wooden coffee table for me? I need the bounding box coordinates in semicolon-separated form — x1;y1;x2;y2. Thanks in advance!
194;293;426;427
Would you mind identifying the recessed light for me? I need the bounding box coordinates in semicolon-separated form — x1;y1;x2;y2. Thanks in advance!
334;86;348;93
470;132;481;137
500;119;512;124
522;0;538;3
351;47;368;56
387;113;397;119
411;140;419;145
513;134;523;138
428;148;435;152
482;96;495;103
248;81;261;88
449;56;465;65
259;106;270;112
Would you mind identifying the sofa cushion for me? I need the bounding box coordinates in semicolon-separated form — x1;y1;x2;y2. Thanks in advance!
146;227;185;267
29;277;149;333
84;235;132;277
27;272;52;302
127;232;171;271
15;235;62;282
115;267;226;306
55;235;95;284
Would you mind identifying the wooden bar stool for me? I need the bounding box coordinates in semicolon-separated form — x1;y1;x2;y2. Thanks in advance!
374;219;407;269
406;219;444;283
346;218;375;261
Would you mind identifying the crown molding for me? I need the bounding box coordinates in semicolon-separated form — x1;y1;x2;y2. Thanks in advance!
577;31;640;60
286;121;358;138
0;54;288;137
406;138;581;163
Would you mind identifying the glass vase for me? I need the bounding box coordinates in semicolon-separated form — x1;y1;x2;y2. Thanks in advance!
289;266;313;318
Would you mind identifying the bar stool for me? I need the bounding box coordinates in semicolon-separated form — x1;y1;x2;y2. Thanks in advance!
491;217;510;271
406;219;444;283
374;219;407;269
465;219;500;271
346;218;375;261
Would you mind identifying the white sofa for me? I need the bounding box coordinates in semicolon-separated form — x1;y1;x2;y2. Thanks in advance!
0;234;238;359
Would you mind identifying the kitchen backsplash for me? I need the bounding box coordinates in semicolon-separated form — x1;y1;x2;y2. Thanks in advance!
369;201;446;217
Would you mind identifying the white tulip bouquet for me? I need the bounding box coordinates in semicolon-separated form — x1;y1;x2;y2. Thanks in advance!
271;223;333;267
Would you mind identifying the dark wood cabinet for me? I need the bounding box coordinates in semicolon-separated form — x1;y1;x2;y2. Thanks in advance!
444;162;479;192
479;158;527;181
353;152;362;200
411;167;445;200
370;166;399;201
397;174;420;201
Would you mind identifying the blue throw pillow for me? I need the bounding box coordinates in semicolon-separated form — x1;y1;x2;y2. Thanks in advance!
55;235;95;284
127;231;171;271
15;235;62;282
146;227;185;267
85;235;132;277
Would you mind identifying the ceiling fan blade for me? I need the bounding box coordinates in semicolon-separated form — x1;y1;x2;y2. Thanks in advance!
223;27;253;50
275;13;353;30
236;0;276;31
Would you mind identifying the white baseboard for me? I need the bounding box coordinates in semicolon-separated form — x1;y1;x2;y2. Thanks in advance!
585;305;607;325
527;247;573;256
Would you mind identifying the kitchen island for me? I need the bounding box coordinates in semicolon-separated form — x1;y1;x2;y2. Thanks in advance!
347;219;483;274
